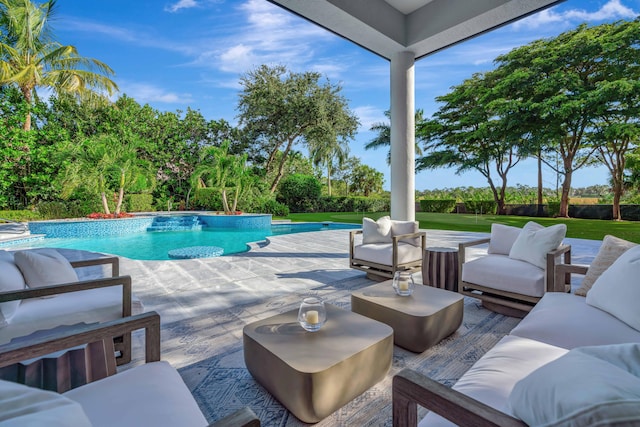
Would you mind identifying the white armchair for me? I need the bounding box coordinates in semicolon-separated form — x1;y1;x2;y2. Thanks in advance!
350;216;426;280
458;222;571;316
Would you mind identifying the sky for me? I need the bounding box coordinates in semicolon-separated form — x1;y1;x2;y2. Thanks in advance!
53;0;639;192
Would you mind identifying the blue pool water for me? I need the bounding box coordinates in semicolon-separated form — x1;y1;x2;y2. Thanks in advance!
6;222;359;260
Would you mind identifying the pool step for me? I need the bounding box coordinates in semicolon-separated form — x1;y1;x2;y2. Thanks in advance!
147;215;204;232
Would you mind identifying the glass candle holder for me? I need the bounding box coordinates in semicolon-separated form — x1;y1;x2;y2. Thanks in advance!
392;271;415;296
298;297;327;332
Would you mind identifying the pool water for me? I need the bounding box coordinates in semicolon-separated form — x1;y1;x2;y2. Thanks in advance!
7;222;359;261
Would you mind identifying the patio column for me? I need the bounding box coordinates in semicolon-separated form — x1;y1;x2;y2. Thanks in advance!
390;51;415;221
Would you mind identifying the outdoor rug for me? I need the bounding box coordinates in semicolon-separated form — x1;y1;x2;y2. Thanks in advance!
167;276;521;426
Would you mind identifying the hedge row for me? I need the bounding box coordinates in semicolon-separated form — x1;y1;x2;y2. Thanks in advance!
419;199;457;213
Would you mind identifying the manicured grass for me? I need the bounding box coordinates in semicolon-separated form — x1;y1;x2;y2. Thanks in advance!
285;212;640;243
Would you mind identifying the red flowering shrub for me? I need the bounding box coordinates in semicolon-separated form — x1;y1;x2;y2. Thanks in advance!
86;212;134;219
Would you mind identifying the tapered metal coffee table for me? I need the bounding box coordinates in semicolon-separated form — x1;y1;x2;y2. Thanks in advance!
351;281;463;352
243;304;393;423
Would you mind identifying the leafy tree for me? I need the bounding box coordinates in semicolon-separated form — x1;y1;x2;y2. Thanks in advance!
417;71;525;214
237;65;359;193
495;21;640;217
0;0;117;130
276;173;321;212
349;163;384;197
308;133;349;197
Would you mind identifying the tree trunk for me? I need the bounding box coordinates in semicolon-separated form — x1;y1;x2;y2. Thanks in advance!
269;137;295;193
537;152;544;216
559;172;572;218
612;166;624;221
327;163;332;197
101;192;111;215
221;189;231;213
115;187;124;215
21;87;33;131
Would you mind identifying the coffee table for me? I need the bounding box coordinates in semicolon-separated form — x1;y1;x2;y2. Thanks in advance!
351;281;463;352
243;303;393;423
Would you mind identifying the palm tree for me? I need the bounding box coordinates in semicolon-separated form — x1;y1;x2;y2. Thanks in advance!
59;136;155;215
0;0;118;130
366;109;425;164
309;137;349;197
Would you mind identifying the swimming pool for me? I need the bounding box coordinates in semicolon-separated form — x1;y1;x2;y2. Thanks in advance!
5;221;359;260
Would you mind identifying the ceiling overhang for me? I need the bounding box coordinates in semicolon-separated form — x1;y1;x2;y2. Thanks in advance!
268;0;566;60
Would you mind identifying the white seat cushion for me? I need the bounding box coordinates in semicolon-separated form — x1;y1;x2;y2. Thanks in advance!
509;343;640;427
64;361;207;427
0;287;144;346
0;258;25;327
461;255;545;297
0;379;91;427
354;242;423;266
510;293;640;349
419;335;568;427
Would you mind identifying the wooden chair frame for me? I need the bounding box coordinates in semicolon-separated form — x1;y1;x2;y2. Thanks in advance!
457;239;571;314
392;368;526;427
349;230;426;280
0;311;260;427
0;256;134;365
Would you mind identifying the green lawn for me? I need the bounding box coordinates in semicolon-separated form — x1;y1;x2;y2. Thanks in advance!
285;212;640;243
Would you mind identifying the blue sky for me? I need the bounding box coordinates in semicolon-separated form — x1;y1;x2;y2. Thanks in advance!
54;0;639;191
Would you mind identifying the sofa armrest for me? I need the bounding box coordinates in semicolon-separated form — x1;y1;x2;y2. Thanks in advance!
209;407;260;427
545;245;571;292
0;276;133;318
0;311;160;369
392;369;525;427
554;263;588;293
70;256;119;277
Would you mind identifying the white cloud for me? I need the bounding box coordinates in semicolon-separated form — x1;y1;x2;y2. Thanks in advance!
353;105;386;132
165;0;198;13
118;82;193;104
513;0;638;30
199;0;335;74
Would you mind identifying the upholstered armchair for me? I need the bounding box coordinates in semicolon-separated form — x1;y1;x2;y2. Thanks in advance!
458;222;571;316
350;216;426;280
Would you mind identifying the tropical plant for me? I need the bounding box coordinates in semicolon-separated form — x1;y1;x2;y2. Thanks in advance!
191;140;251;214
58;135;155;215
0;0;118;130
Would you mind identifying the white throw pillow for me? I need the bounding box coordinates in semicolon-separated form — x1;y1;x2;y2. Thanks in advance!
13;249;79;289
575;235;637;297
586;245;640;331
509;343;640;427
508;222;566;269
390;220;420;246
487;223;521;255
0;259;26;326
0;379;92;426
362;216;392;244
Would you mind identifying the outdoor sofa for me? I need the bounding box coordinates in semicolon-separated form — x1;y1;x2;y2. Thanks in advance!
393;235;640;426
0;311;260;427
0;248;143;368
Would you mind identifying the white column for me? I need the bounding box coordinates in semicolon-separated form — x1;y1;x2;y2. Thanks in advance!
390;51;415;221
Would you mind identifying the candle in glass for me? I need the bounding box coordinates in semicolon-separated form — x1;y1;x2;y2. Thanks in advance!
306;310;319;324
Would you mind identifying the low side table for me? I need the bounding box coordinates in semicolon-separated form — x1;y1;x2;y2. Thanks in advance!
422;246;459;291
351;281;463;353
243;304;393;423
